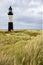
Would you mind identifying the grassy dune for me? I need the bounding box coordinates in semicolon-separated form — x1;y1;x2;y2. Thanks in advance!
0;30;43;65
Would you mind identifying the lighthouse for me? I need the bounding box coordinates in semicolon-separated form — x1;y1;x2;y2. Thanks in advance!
8;6;13;31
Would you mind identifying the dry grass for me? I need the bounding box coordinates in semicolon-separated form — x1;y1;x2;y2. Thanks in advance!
0;30;43;65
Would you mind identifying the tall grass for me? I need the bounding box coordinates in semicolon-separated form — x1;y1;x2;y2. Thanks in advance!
0;30;43;65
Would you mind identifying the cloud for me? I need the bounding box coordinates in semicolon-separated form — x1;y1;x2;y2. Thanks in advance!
0;0;43;30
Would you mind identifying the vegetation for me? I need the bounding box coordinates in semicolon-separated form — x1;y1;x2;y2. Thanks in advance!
0;30;43;65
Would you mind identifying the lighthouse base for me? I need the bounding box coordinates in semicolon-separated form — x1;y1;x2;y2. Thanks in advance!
8;22;13;31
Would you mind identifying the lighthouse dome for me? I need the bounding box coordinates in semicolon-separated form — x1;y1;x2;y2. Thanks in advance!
8;6;13;15
9;6;12;10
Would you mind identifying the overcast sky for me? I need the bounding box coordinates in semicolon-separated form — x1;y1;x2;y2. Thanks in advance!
0;0;43;30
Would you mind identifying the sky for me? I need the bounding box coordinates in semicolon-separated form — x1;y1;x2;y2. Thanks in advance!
0;0;43;30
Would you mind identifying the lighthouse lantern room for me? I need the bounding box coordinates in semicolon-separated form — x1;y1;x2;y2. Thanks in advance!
8;6;13;31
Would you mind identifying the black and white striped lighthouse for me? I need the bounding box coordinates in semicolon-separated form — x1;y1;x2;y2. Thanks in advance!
8;6;13;31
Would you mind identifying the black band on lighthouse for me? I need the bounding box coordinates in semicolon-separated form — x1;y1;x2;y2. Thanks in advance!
8;22;13;31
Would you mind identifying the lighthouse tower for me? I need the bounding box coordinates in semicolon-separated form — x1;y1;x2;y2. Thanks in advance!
8;6;13;31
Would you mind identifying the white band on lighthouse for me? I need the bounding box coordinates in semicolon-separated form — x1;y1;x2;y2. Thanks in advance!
8;15;13;22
